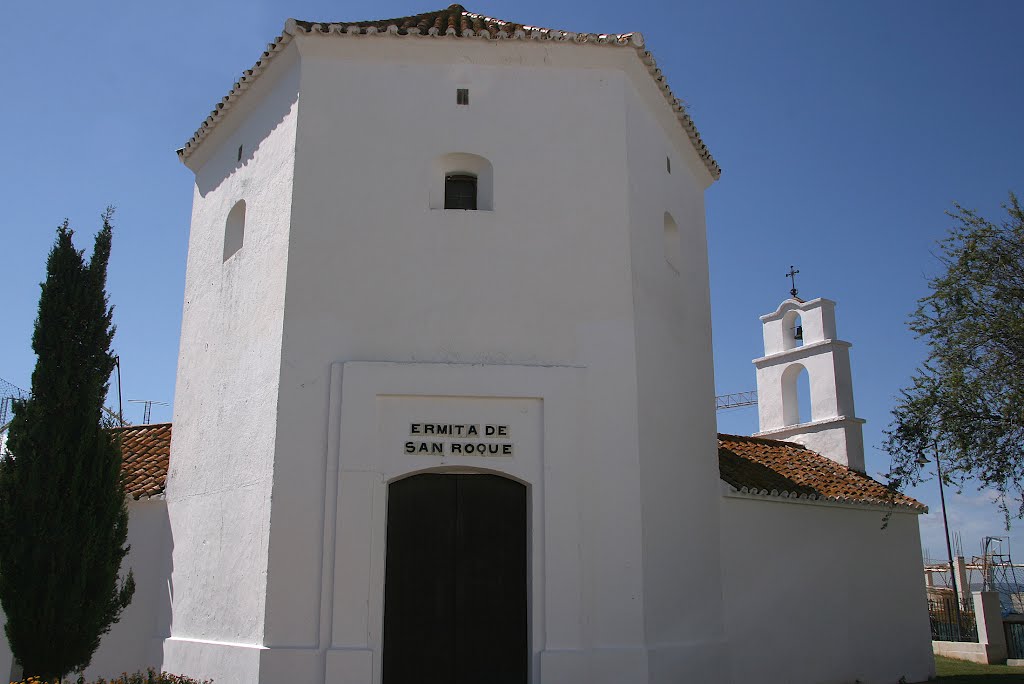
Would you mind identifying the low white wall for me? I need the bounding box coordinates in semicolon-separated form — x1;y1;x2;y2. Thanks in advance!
721;493;934;684
933;591;1009;665
84;498;172;680
932;641;1002;664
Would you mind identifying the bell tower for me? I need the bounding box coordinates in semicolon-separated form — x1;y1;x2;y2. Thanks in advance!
752;297;866;472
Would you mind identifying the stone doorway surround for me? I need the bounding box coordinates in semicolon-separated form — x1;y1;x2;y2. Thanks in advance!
322;361;589;684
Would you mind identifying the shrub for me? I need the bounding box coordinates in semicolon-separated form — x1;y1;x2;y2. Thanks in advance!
11;668;213;684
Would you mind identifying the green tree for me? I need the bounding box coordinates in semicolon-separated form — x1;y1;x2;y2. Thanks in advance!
0;210;134;680
886;193;1024;515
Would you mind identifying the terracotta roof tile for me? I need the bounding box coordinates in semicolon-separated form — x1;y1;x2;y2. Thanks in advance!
718;433;925;511
112;423;171;500
177;5;720;180
114;424;917;509
289;5;630;41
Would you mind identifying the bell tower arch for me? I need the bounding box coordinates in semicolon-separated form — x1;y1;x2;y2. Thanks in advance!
753;297;866;472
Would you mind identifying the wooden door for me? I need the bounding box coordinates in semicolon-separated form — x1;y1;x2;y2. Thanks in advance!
383;474;527;684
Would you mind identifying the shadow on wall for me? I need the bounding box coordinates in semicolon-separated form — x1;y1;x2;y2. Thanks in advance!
192;62;300;198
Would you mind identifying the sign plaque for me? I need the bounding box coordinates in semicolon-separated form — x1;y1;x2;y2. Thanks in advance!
404;422;514;457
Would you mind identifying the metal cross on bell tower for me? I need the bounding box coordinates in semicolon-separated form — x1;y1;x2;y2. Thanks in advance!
785;266;800;298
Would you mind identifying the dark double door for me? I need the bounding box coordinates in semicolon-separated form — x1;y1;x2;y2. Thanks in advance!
383;474;528;684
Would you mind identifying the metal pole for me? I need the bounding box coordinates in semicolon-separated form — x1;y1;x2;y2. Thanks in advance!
935;444;962;638
115;355;124;428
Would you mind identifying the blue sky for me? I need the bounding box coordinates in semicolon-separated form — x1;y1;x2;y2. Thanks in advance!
2;1;1022;561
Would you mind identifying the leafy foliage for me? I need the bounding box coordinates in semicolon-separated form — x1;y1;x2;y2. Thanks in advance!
12;668;212;684
0;210;134;680
885;193;1024;515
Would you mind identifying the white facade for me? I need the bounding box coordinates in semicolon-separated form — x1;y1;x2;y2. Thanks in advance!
166;23;726;684
720;493;934;684
754;297;867;471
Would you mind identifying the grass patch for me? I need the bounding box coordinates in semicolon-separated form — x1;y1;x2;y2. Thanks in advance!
935;655;1024;681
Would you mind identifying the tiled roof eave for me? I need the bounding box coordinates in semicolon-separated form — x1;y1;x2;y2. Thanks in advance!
128;492;166;502
176;31;295;164
717;432;926;512
176;15;721;180
723;482;928;513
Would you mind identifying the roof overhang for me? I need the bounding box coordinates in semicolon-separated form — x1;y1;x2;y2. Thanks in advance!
175;10;721;181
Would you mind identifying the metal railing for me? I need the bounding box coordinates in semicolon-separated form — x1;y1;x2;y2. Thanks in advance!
1005;620;1024;659
928;595;978;642
1;377;29;427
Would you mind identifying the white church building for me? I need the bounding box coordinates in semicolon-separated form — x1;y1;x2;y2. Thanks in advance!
0;6;934;683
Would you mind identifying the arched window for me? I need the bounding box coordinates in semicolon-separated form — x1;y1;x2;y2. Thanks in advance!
431;153;493;210
782;310;804;350
663;212;680;273
782;363;812;426
224;200;245;261
445;174;477;210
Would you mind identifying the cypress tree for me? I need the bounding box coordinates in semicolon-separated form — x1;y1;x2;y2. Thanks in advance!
0;209;134;681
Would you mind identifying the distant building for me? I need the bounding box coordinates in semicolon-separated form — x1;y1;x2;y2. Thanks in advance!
0;6;932;683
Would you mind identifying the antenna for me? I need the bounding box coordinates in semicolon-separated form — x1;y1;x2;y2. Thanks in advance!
127;399;169;425
114;355;124;427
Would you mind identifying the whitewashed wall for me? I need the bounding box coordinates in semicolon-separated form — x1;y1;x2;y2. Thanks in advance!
165;43;300;679
85;499;172;680
720;493;934;684
170;30;724;684
623;61;728;682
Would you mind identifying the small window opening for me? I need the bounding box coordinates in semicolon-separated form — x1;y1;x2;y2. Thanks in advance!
666;156;671;173
782;363;812;426
445;174;477;210
782;310;805;350
237;145;243;162
663;212;680;273
796;368;812;424
456;88;469;105
432;153;492;210
224;200;246;261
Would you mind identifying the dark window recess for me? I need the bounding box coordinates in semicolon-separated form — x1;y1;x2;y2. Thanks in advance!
666;156;671;173
444;174;477;210
457;88;469;105
237;145;243;162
